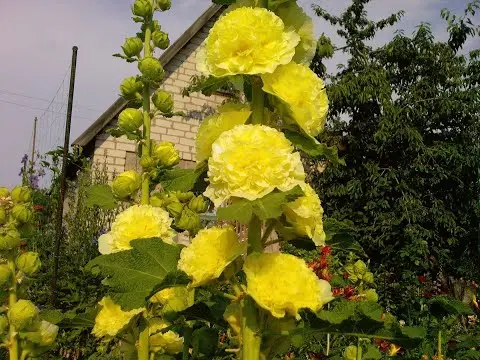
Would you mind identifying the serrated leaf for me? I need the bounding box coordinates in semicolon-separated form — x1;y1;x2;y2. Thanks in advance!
428;295;474;318
58;309;96;329
217;200;254;224
363;345;382;359
86;184;117;210
146;270;191;300
39;310;64;325
86;238;182;309
161;168;206;192
328;233;366;256
316;300;357;324
284;130;345;165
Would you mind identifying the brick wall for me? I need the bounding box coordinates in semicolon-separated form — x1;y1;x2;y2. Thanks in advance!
93;17;228;179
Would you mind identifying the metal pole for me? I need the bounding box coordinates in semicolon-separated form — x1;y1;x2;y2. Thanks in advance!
30;117;37;176
50;46;78;306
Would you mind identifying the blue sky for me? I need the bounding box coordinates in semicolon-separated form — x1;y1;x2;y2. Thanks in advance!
0;0;477;187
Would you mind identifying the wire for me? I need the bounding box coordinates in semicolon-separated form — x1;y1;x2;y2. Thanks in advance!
0;99;94;121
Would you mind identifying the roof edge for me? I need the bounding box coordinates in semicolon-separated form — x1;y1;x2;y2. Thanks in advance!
72;4;223;148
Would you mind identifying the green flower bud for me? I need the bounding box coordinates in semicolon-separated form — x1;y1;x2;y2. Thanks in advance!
131;0;153;18
353;260;367;276
364;289;379;302
166;202;184;218
0;228;21;251
168;191;194;203
176;207;201;234
118;108;143;132
8;300;39;330
344;345;361;360
0;187;10;198
363;271;374;285
140;155;157;170
120;77;143;100
0;265;12;286
152;90;174;113
150;196;164;208
0;208;6;225
0;315;8;334
156;0;171;11
11;205;34;224
188;195;209;213
153;141;179;168
138;57;165;83
11;187;32;204
112;171;141;198
122;37;143;58
16;252;41;276
152;31;170;50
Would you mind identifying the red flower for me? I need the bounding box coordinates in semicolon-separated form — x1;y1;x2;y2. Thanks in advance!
418;275;426;283
33;205;44;212
332;287;344;297
344;286;355;299
321;246;331;255
343;272;349;279
319;255;328;269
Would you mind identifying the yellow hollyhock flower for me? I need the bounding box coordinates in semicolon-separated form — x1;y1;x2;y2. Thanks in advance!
204;124;305;207
276;1;316;64
149;286;194;312
244;252;333;318
197;7;300;77
149;318;184;354
262;62;329;136
283;183;326;246
92;297;144;338
178;226;245;287
196;103;252;163
98;205;175;254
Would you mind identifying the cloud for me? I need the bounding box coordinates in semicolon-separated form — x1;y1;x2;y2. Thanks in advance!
0;0;476;187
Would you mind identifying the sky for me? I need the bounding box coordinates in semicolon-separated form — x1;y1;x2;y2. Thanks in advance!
0;0;477;188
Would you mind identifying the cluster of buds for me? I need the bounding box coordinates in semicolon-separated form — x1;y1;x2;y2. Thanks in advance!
151;191;209;235
0;186;34;248
307;246;333;282
111;170;142;199
344;260;374;285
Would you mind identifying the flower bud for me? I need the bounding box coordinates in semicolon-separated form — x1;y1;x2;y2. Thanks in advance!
16;252;41;276
0;315;8;334
0;208;6;225
150;196;164;208
176;207;201;234
364;289;378;302
353;260;367;276
140;155;157;170
344;345;361;360
188;195;209;213
156;0;171;11
152;90;174;113
168;191;194;203
138;57;165;83
0;228;21;250
166;202;184;219
11;204;34;224
153;142;179;168
118;108;143;132
0;265;12;286
112;171;141;199
122;37;143;58
363;272;374;285
8;300;39;330
131;0;153;18
120;77;143;100
152;31;170;50
11;186;32;204
0;187;10;198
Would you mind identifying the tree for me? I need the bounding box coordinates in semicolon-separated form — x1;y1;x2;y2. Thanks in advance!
312;0;480;315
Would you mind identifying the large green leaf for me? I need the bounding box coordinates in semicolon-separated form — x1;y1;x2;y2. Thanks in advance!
217;186;304;224
161;162;207;192
428;296;474;318
86;238;182;309
363;345;382;359
328;233;366;256
57;309;96;329
284;130;345;166
86;184;117;210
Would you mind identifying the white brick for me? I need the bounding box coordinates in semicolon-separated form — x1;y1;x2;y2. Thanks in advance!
151;126;168;134
191;97;206;106
151;133;161;140
180;138;195;147
106;156;116;165
162;134;179;143
191;126;199;132
184;68;197;76
115;158;126;165
116;142;136;152
183;62;196;70
96;140;115;149
173;122;190;132
168;129;184;137
106;149;125;158
175;144;190;152
156;119;172;128
183;152;192;161
185;131;196;139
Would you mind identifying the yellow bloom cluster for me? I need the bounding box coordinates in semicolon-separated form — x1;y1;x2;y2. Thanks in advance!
149;318;184;354
204;125;305;206
178;226;245;287
244;252;333;318
92;297;144;338
195;103;252;163
149;286;194;313
197;7;299;76
283;183;326;246
262;62;329;136
98;205;175;254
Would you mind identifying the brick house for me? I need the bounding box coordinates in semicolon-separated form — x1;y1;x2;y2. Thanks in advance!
72;4;227;177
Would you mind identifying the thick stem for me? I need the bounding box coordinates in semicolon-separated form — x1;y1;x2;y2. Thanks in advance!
241;297;262;360
141;18;153;206
356;337;361;360
437;330;442;359
326;333;331;356
248;215;263;253
250;78;265;125
138;324;150;360
8;252;18;360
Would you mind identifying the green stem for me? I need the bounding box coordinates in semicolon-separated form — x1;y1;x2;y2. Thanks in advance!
326;333;331;356
182;327;193;360
260;220;275;246
8;252;18;360
138;321;150;360
141;17;153;206
437;330;442;359
241;297;262;360
248;215;263;253
257;0;268;8
250;78;265;125
356;337;361;360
